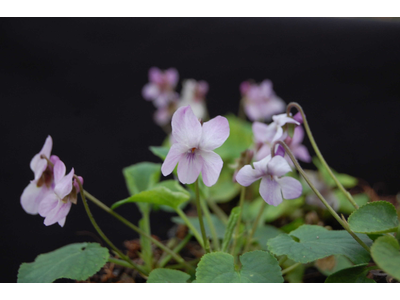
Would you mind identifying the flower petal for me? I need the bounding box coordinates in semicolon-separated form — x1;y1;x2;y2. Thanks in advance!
253;155;271;174
149;67;163;84
38;193;59;217
259;177;283;206
43;201;72;227
54;168;74;199
252;122;270;143
171;106;202;148
291;126;305;146
198;150;223;187
276;176;302;199
235;165;263;187
53;160;66;184
142;83;159;100
21;182;50;215
165;68;179;87
267;155;292;177
199;116;230;151
293;144;311;163
255;144;271;161
177;152;203;184
161;143;186;176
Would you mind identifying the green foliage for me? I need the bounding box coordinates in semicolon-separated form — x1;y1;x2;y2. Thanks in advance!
312;157;358;189
147;268;191;283
370;235;400;281
315;255;353;276
325;264;376;283
195;251;283;283
172;214;226;239
214;114;253;162
348;201;399;234
282;259;305;283
112;180;190;210
267;225;372;264
17;243;109;283
221;207;241;252
149;146;169;161
123;162;161;195
253;225;282;250
336;192;369;214
208;166;240;203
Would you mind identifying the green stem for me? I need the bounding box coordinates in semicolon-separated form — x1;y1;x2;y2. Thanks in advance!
281;262;302;275
200;198;220;251
82;189;195;271
207;199;229;224
108;257;135;269
272;142;370;253
194;179;210;253
75;177;148;276
243;200;267;253
166;258;200;270
286;102;359;209
140;208;153;271
159;233;193;268
231;186;246;257
175;208;204;248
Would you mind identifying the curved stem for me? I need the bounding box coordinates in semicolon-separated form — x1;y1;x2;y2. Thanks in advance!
271;142;370;253
243;200;267;253
281;262;302;275
82;189;195;271
175;208;204;248
286;102;358;209
231;186;246;257
74;176;148;276
195;179;210;253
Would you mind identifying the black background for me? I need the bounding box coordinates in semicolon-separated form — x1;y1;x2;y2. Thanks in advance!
1;18;399;283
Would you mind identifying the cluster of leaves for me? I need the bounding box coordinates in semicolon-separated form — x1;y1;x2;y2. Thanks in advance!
17;115;400;283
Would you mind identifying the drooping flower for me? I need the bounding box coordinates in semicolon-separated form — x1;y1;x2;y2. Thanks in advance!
161;105;230;187
236;154;302;206
21;136;60;215
240;80;286;122
37;160;80;227
178;79;209;119
266;113;300;142
142;67;179;108
284;126;311;163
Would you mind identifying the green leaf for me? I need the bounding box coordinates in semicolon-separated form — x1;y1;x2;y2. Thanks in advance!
149;146;170;161
253;225;282;250
325;264;376;283
112;180;190;210
123;162;161;195
208;166;240;203
371;235;400;281
282;259;305;283
336;192;369;214
221;207;241;252
214;114;253;161
267;225;372;264
17;243;109;283
172;214;226;239
195;251;283;283
312;157;358;189
348;201;399;234
147;268;191;283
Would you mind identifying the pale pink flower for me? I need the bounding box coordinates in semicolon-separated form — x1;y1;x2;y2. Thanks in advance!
161;106;230;187
236;154;302;206
21;136;60;215
142;67;179;108
179;79;209;119
240;80;286;121
38;160;79;227
284;126;311;163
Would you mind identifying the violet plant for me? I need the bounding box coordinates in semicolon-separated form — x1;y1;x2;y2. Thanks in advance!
18;68;400;283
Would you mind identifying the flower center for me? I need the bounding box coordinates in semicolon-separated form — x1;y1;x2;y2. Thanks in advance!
190;147;196;153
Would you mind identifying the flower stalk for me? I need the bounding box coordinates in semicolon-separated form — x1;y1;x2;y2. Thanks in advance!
195;179;210;253
231;185;246;257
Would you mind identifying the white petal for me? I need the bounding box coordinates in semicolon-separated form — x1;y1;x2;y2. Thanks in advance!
54;168;74;199
161;143;186;176
276;176;302;199
38;193;59;217
253;155;271;173
267;155;292;177
171;106;202;148
259;177;283;206
252;122;270;143
43;201;72;227
198;150;223;187
199;116;230;151
53;160;66;184
21;182;50;215
235;165;263;187
177;151;203;184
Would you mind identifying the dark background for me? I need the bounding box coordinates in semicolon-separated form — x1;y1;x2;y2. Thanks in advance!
1;18;399;283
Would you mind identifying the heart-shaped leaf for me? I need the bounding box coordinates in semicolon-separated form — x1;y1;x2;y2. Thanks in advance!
147;268;191;283
267;225;372;264
370;235;400;281
149;146;169;161
17;243;109;283
112;180;190;210
348;201;399;234
123;162;161;195
325;264;376;283
196;250;283;283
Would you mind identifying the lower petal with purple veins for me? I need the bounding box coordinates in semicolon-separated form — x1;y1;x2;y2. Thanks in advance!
259;177;283;206
177;151;203;184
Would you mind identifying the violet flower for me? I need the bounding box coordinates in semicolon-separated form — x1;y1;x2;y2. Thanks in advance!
38;160;80;227
240;80;286;122
161;105;230;187
142;67;179;108
179;79;209;119
284;126;311;163
20;136;60;215
236;154;302;206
